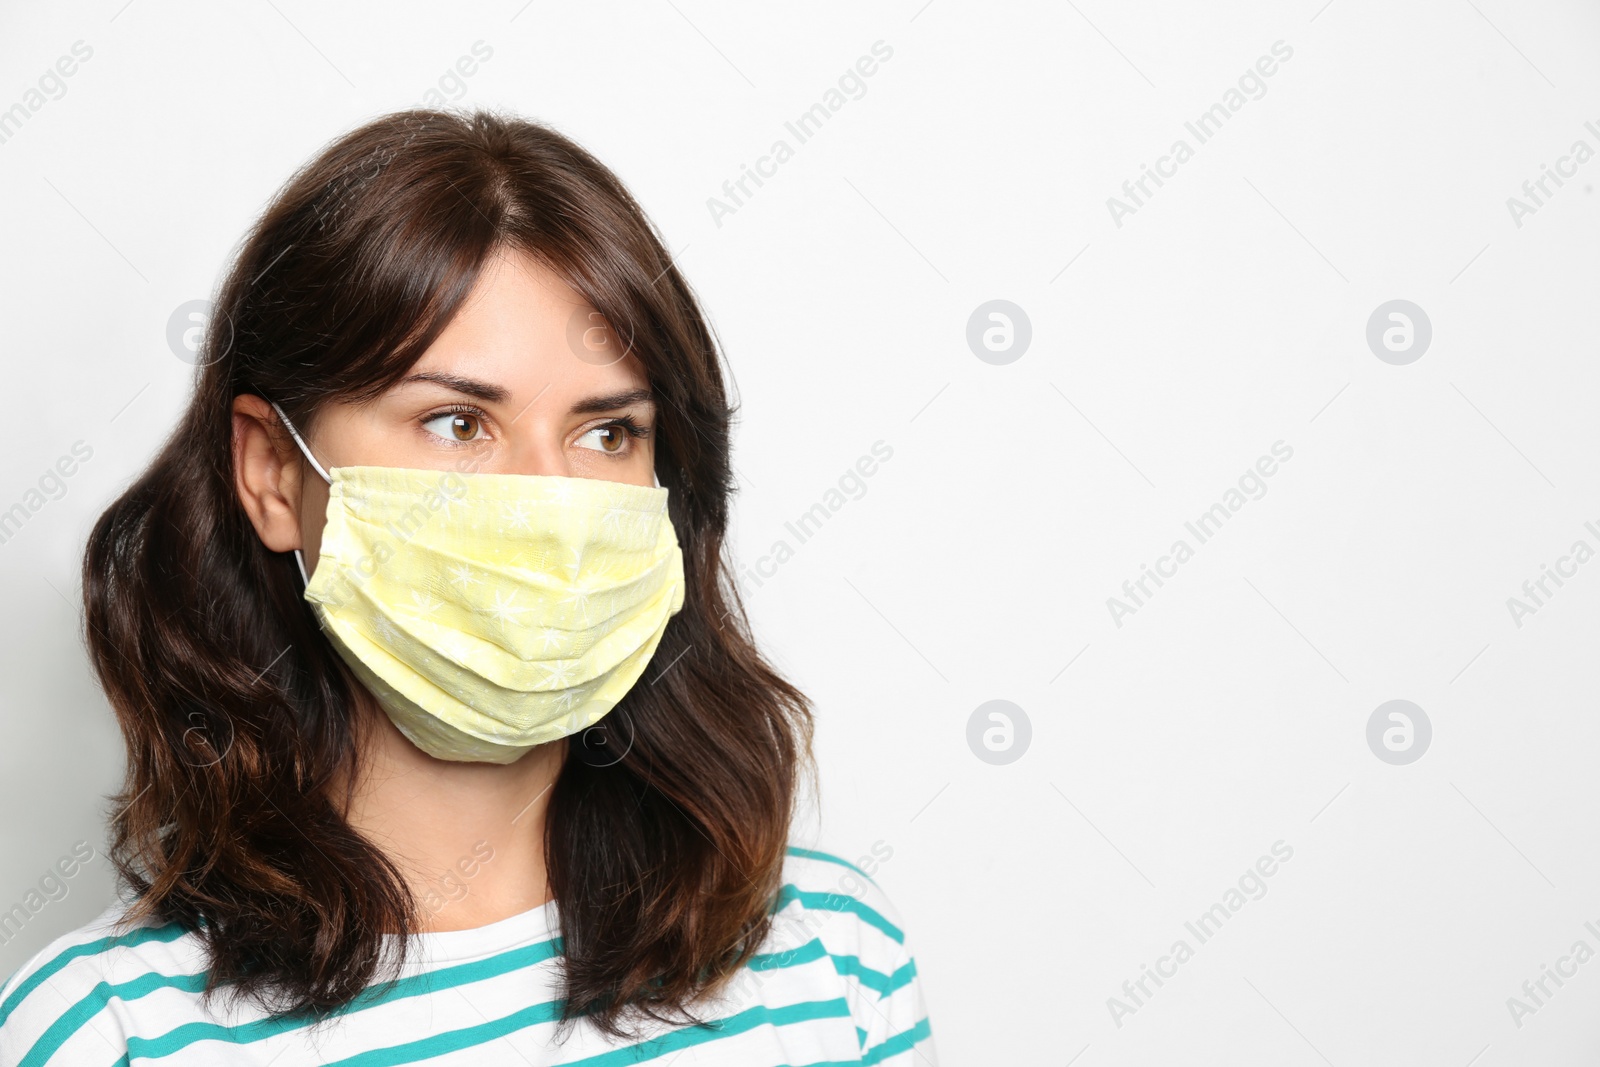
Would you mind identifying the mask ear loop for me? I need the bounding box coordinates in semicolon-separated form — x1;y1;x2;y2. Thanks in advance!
269;400;333;483
268;399;333;589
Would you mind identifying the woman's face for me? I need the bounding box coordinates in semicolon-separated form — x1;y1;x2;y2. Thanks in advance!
234;246;657;574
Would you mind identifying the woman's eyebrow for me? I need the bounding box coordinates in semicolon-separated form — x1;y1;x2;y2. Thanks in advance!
570;388;655;416
399;371;511;404
399;374;653;417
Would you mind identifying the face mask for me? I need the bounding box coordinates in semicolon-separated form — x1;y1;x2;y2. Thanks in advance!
269;400;686;764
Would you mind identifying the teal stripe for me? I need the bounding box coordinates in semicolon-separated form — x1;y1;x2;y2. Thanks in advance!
317;996;850;1067
750;937;917;998
717;939;928;1065
0;923;188;1029
126;936;561;1062
784;847;879;886
790;1017;933;1067
862;1017;931;1065
828;955;917;997
20;970;209;1067
561;997;851;1067
771;886;904;945
748;938;828;970
320;998;565;1067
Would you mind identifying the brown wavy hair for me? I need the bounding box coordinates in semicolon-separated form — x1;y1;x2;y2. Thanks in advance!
80;108;812;1037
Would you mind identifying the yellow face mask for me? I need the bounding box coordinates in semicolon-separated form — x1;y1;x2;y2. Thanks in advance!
270;401;686;764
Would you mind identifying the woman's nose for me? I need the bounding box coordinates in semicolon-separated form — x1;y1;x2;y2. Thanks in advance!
501;435;570;478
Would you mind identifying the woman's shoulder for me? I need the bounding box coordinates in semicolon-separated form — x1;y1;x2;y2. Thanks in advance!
760;841;935;1062
775;841;908;949
0;895;200;1064
770;840;917;977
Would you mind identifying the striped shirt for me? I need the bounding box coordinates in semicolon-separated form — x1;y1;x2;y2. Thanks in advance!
0;846;934;1066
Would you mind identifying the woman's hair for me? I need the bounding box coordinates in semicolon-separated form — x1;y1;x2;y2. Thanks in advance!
81;108;813;1036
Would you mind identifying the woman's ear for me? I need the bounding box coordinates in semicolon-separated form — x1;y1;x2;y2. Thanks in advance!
232;394;307;553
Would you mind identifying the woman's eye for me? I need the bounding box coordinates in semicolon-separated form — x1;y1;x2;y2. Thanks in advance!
422;411;486;442
576;424;627;454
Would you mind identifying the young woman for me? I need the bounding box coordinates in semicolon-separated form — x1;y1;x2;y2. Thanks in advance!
0;109;935;1065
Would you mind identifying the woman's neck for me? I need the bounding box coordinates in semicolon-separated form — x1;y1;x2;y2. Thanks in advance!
340;700;565;932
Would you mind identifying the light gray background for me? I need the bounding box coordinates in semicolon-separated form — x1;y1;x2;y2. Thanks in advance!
2;0;1598;1063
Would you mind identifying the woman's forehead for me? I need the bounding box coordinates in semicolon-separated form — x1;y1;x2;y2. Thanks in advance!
403;250;649;400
